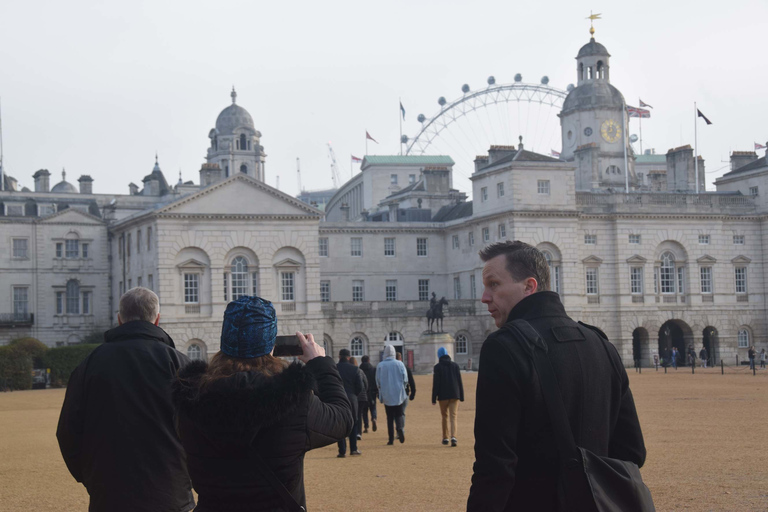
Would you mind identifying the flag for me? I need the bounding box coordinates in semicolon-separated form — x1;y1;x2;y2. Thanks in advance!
639;99;653;109
351;155;362;163
551;149;561;158
626;106;651;118
755;142;767;151
400;101;406;121
366;131;378;144
697;109;712;125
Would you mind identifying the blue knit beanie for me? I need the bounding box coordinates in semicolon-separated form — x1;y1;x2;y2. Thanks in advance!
438;346;447;358
220;296;277;358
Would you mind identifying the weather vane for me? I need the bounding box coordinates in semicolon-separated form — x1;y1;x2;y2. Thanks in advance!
586;11;601;38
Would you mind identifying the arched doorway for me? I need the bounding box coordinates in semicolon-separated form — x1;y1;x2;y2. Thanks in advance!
703;327;718;366
658;320;693;366
632;328;649;367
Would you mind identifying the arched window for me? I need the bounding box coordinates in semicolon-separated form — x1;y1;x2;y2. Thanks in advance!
66;280;80;314
240;164;248;174
596;61;604;79
660;252;676;294
350;337;364;357
579;63;584;81
187;344;202;361
231;256;249;300
213;137;218;151
386;332;403;345
738;329;749;348
240;134;247;152
587;66;593;80
542;250;561;294
455;334;468;355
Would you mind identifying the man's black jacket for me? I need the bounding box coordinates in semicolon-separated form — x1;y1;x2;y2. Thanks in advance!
431;354;464;403
337;358;364;417
467;292;646;512
56;321;194;512
359;361;377;402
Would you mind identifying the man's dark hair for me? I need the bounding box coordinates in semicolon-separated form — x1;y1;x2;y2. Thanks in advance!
361;355;370;363
479;240;551;292
339;348;351;359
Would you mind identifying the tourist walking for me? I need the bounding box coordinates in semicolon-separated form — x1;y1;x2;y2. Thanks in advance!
350;356;368;441
337;349;365;457
395;351;416;415
359;355;378;432
57;287;195;512
467;241;646;511
699;347;708;368
431;346;464;447
760;348;766;369
376;345;408;445
172;296;353;511
671;347;679;369
748;345;756;370
687;345;696;367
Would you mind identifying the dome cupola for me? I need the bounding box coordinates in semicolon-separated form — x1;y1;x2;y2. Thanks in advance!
51;169;78;193
214;87;255;136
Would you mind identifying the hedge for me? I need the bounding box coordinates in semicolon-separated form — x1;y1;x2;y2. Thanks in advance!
9;337;49;368
0;345;34;391
44;344;100;387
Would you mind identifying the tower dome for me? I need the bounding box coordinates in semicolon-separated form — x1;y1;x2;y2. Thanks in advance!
214;87;255;136
577;38;610;58
51;169;78;193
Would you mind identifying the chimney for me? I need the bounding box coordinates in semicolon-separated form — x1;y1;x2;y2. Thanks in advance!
340;203;350;221
142;175;159;196
730;151;758;172
487;145;516;165
33;169;51;192
388;202;399;222
78;175;93;194
128;183;139;195
199;163;223;187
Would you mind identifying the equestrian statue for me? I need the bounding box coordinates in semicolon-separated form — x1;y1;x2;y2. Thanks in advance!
426;292;449;333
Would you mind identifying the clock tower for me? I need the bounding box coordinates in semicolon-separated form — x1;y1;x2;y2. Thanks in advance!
559;33;637;190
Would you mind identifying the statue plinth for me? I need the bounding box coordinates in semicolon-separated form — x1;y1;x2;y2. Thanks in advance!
415;332;454;374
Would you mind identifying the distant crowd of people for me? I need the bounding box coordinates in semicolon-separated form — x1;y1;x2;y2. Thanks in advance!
57;240;648;512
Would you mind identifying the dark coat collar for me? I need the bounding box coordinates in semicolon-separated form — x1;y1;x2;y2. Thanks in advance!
104;320;176;349
505;291;568;324
439;355;452;364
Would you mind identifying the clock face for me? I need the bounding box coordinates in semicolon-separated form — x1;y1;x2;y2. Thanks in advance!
601;119;622;143
584;127;593;136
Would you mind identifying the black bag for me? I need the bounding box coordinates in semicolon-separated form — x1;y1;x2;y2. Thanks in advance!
509;319;655;512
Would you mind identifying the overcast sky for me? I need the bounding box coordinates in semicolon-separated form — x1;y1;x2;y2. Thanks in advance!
1;0;766;198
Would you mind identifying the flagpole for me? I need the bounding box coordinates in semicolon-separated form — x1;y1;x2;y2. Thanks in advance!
0;97;4;192
365;132;368;156
694;102;699;194
399;98;403;156
638;98;643;155
623;100;629;194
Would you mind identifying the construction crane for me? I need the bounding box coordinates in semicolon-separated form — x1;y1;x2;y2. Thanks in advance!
327;143;342;189
296;157;302;193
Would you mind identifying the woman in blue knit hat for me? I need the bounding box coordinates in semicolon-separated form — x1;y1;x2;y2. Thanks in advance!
432;346;464;447
173;296;353;511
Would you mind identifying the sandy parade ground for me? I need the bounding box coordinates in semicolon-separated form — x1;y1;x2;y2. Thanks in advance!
1;369;767;511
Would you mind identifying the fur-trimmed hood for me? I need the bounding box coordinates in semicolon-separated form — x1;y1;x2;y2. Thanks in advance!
172;360;316;436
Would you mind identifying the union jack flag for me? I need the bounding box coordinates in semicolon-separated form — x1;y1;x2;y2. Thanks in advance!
351;155;362;163
551;149;561;158
755;142;767;151
627;106;651;119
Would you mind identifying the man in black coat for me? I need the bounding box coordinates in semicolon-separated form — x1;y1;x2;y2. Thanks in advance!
337;348;364;456
359;355;378;432
432;346;464;446
57;287;194;512
467;241;646;512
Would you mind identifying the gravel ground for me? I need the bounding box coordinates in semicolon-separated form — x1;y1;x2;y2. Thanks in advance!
1;369;766;511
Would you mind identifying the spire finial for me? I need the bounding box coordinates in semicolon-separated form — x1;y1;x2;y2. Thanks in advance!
62;167;66;181
155;151;158;164
586;11;601;39
518;135;524;149
231;86;237;104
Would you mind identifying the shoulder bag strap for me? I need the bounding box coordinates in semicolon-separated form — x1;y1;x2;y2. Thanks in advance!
248;431;306;512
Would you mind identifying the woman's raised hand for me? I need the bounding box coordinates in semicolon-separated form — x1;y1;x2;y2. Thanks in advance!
296;331;325;363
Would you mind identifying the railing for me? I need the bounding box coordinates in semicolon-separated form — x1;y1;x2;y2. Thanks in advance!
0;313;34;327
280;302;296;312
185;304;200;314
632;296;644;303
587;296;600;304
702;295;714;302
321;300;480;318
736;295;749;302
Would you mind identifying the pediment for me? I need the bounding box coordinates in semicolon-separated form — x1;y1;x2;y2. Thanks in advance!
274;258;302;268
38;208;103;224
582;255;603;264
176;258;207;271
159;174;322;217
731;255;752;264
697;254;717;264
626;255;647;264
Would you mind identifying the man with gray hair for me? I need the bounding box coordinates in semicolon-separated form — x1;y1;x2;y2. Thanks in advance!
57;287;194;512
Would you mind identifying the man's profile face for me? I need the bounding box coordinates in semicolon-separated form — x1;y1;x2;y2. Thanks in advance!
481;255;534;328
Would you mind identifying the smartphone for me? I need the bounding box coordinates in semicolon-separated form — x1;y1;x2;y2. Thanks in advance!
273;335;303;357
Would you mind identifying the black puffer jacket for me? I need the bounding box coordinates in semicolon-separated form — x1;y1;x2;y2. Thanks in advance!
431;354;464;403
359;362;377;402
172;356;353;511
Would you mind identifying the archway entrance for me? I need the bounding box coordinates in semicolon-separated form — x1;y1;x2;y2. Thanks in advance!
632;328;649;367
658;320;693;366
703;327;718;366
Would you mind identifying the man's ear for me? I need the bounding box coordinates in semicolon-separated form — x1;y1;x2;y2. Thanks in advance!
524;277;539;296
117;314;123;326
154;313;160;326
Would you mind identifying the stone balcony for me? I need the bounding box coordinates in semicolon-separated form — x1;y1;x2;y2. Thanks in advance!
320;299;481;319
576;192;756;214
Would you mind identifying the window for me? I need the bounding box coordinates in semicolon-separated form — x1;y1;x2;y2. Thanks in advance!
498;224;506;239
497;182;505;197
468;232;474;246
417;238;428;257
128;279;132;289
453;276;462;299
733;235;745;245
119;281;124;296
750;186;759;196
452;235;459;249
137;276;142;288
66;240;80;258
38;204;55;216
390;174;398;185
66;280;80;314
585;268;599;295
698;234;710;245
352;280;364;302
630;267;643;294
455;334;468;355
653;271;658;295
738;329;749;348
223;273;228;302
481;187;488;202
418;279;430;301
127;234;131;256
409;174;416;184
252;272;259;296
482;227;490;243
351;237;362;257
148;274;154;291
147;227;152;250
584;234;597;245
281;272;295;302
538;180;550;195
240;134;247;152
543;250;561;295
629;234;641;244
677;267;685;294
319;237;329;257
350;337;364;357
470;274;477;299
184;274;199;304
137;230;142;253
5;204;24;216
13;287;28;317
231;257;249;300
56;292;64;315
386;280;397;301
82;292;91;315
320;281;330;302
384;237;396;256
187;345;202;361
82;243;89;258
700;267;712;294
56;243;63;258
12;239;28;259
660;252;676;294
735;267;747;294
